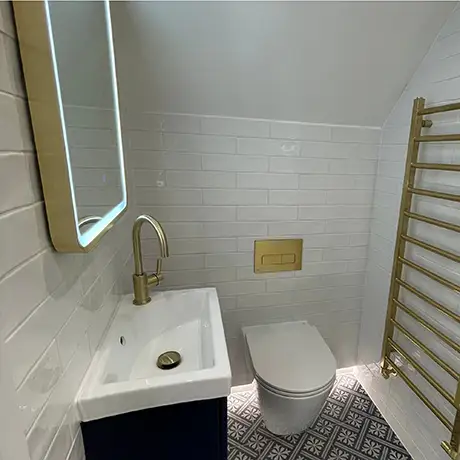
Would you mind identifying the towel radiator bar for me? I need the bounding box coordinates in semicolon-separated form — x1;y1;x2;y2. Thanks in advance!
381;97;460;459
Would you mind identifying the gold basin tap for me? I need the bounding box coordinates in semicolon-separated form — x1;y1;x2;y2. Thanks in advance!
132;214;169;305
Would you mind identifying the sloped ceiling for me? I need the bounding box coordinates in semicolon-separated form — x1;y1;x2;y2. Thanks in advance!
112;1;455;127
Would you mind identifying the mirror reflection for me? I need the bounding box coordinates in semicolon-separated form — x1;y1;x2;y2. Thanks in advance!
47;0;126;237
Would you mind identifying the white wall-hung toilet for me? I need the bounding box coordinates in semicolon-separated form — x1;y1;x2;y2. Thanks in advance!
243;321;337;436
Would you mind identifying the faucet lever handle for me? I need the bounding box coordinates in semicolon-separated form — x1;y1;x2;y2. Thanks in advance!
147;273;163;287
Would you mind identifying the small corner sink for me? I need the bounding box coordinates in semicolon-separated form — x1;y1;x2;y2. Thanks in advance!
77;288;232;421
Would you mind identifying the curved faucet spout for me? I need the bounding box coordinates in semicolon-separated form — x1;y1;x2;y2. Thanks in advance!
132;214;169;305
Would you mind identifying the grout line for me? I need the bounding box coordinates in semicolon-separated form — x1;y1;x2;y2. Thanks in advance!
65;427;82;460
0;199;43;221
131;111;382;131
16;339;61;403
25;342;84;439
0;86;27;101
0;246;48;287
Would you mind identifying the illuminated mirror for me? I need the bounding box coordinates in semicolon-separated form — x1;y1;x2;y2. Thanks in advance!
13;0;127;252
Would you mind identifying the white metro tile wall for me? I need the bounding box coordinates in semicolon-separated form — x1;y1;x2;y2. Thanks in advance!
0;5;132;460
359;5;460;460
125;110;380;385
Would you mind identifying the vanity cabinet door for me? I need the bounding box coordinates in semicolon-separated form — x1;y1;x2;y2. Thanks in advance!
81;397;228;460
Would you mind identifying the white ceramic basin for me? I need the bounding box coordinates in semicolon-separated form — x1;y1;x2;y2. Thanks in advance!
77;288;231;421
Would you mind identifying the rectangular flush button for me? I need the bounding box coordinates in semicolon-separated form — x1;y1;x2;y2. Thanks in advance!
262;254;282;265
281;254;295;264
254;239;303;273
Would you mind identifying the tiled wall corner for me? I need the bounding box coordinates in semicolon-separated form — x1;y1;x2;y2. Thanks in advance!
359;5;460;460
354;364;449;460
123;110;381;385
0;4;133;460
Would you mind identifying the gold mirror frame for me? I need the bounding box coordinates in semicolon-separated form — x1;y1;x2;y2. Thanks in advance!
13;0;127;253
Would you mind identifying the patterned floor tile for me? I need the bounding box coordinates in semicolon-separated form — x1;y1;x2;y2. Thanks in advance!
228;374;412;460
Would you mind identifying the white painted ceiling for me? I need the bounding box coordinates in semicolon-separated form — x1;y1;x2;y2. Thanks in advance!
112;1;455;127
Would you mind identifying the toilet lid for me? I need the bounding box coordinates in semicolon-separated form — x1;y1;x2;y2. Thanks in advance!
244;321;337;394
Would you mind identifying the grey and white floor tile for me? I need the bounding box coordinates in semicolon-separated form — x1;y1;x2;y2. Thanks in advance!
228;374;412;460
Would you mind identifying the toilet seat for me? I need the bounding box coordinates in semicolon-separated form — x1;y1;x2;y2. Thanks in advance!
255;372;335;399
244;321;337;395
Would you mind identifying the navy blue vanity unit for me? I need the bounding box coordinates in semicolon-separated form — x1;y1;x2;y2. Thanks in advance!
81;397;228;460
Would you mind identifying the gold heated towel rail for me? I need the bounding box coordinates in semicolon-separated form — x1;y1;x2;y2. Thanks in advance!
381;97;460;459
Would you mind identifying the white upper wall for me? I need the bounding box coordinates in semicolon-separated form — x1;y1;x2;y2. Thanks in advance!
112;1;454;127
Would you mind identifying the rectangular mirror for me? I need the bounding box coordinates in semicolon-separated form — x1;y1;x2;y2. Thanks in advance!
13;0;127;253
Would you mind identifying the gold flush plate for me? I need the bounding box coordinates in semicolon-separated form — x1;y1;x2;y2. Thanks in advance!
254;239;303;273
